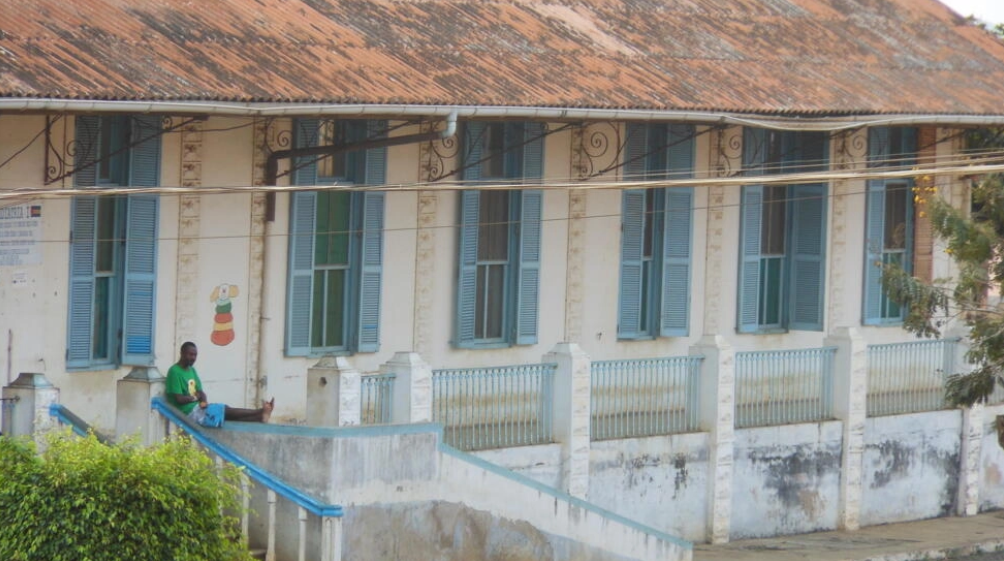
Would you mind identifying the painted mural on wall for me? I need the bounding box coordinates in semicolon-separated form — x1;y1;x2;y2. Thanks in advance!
210;283;239;346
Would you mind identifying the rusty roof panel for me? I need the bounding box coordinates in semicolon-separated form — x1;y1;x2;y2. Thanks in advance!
2;0;1004;115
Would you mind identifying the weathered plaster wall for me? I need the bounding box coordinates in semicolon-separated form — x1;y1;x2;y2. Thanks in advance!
979;404;1004;511
730;421;843;539
473;443;563;489
589;432;710;542
861;410;961;526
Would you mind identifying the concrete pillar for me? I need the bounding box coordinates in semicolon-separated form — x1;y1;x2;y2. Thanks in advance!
690;335;734;544
115;367;166;446
824;326;867;531
543;342;591;499
380;352;432;424
2;372;59;443
306;356;361;427
947;326;981;516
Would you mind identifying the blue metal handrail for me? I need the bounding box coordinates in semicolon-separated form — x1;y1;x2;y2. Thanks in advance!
48;403;115;444
151;397;343;518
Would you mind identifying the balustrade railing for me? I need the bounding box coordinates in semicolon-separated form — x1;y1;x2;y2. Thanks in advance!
431;363;556;451
360;373;395;425
734;347;836;428
590;356;702;440
867;338;958;417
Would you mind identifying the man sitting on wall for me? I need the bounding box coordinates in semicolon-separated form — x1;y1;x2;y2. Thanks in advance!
166;341;274;426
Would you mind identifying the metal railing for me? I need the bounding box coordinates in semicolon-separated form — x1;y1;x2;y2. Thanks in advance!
590;356;702;440
47;403;115;444
867;338;958;417
432;363;556;451
360;373;395;425
735;347;836;428
151;398;344;561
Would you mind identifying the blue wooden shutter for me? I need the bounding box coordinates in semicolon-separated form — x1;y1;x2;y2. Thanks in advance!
789;184;827;331
121;194;158;365
67;197;97;367
286;191;317;355
863;181;886;325
618;190;646;339
463;122;485;182
667;125;695;180
624;123;648;180
455;190;480;347
74;116;99;187
364;120;387;185
516;190;542;345
128;116;162;187
738;186;763;332
661;188;693;336
294;119;320;186
356;192;384;352
523;122;545;182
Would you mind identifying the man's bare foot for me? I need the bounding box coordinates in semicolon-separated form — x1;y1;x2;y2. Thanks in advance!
261;398;275;423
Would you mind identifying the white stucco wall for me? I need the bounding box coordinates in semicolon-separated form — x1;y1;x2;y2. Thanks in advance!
979;403;1004;511
861;410;962;526
730;421;843;539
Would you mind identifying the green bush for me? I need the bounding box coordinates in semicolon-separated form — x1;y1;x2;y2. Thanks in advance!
0;431;253;561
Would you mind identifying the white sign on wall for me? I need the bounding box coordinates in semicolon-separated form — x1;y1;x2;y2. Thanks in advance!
0;204;42;266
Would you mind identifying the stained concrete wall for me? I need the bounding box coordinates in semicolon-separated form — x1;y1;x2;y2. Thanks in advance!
211;423;692;561
861;410;961;526
730;421;842;539
588;432;710;542
979;404;1004;512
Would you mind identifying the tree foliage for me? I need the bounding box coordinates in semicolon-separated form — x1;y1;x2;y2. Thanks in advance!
0;431;253;561
882;164;1004;408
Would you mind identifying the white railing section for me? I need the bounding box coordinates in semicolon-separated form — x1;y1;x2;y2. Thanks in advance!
867;338;959;417
151;398;343;561
360;373;395;425
590;356;702;440
431;363;556;451
735;347;836;428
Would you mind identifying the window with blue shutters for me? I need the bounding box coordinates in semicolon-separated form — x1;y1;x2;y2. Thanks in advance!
455;121;543;348
285;118;386;356
737;128;828;333
863;127;917;325
67;115;161;369
618;123;694;339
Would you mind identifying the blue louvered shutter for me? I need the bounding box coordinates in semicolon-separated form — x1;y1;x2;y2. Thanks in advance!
863;181;886;325
364;120;387;185
516;190;542;345
624;124;648;181
618;190;646;339
789;184;826;331
294;119;320;186
661;188;693;336
128;116;162;187
463;122;486;182
455;190;480;347
67;197;97;368
738;186;763;332
286;191;317;355
667;125;695;180
356;192;384;352
523;123;545;182
121;195;158;365
74;116;99;188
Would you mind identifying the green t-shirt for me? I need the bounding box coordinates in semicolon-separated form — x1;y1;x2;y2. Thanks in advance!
166;363;203;415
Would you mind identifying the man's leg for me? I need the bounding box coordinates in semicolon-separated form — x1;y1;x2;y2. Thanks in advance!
224;399;274;423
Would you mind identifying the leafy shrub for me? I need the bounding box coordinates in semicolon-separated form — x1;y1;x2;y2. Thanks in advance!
0;431;253;561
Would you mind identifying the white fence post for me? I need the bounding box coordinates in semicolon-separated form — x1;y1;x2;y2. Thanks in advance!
2;372;59;448
382;352;432;424
824;326;867;531
115;366;165;445
543;342;592;499
948;327;981;516
321;516;343;561
690;335;734;544
306;356;361;427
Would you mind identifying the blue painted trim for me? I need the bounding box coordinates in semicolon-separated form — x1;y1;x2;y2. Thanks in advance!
438;443;693;550
151;397;343;518
48;403;89;438
220;419;444;439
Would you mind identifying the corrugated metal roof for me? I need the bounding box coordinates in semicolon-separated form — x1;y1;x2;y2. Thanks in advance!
2;0;1004;116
